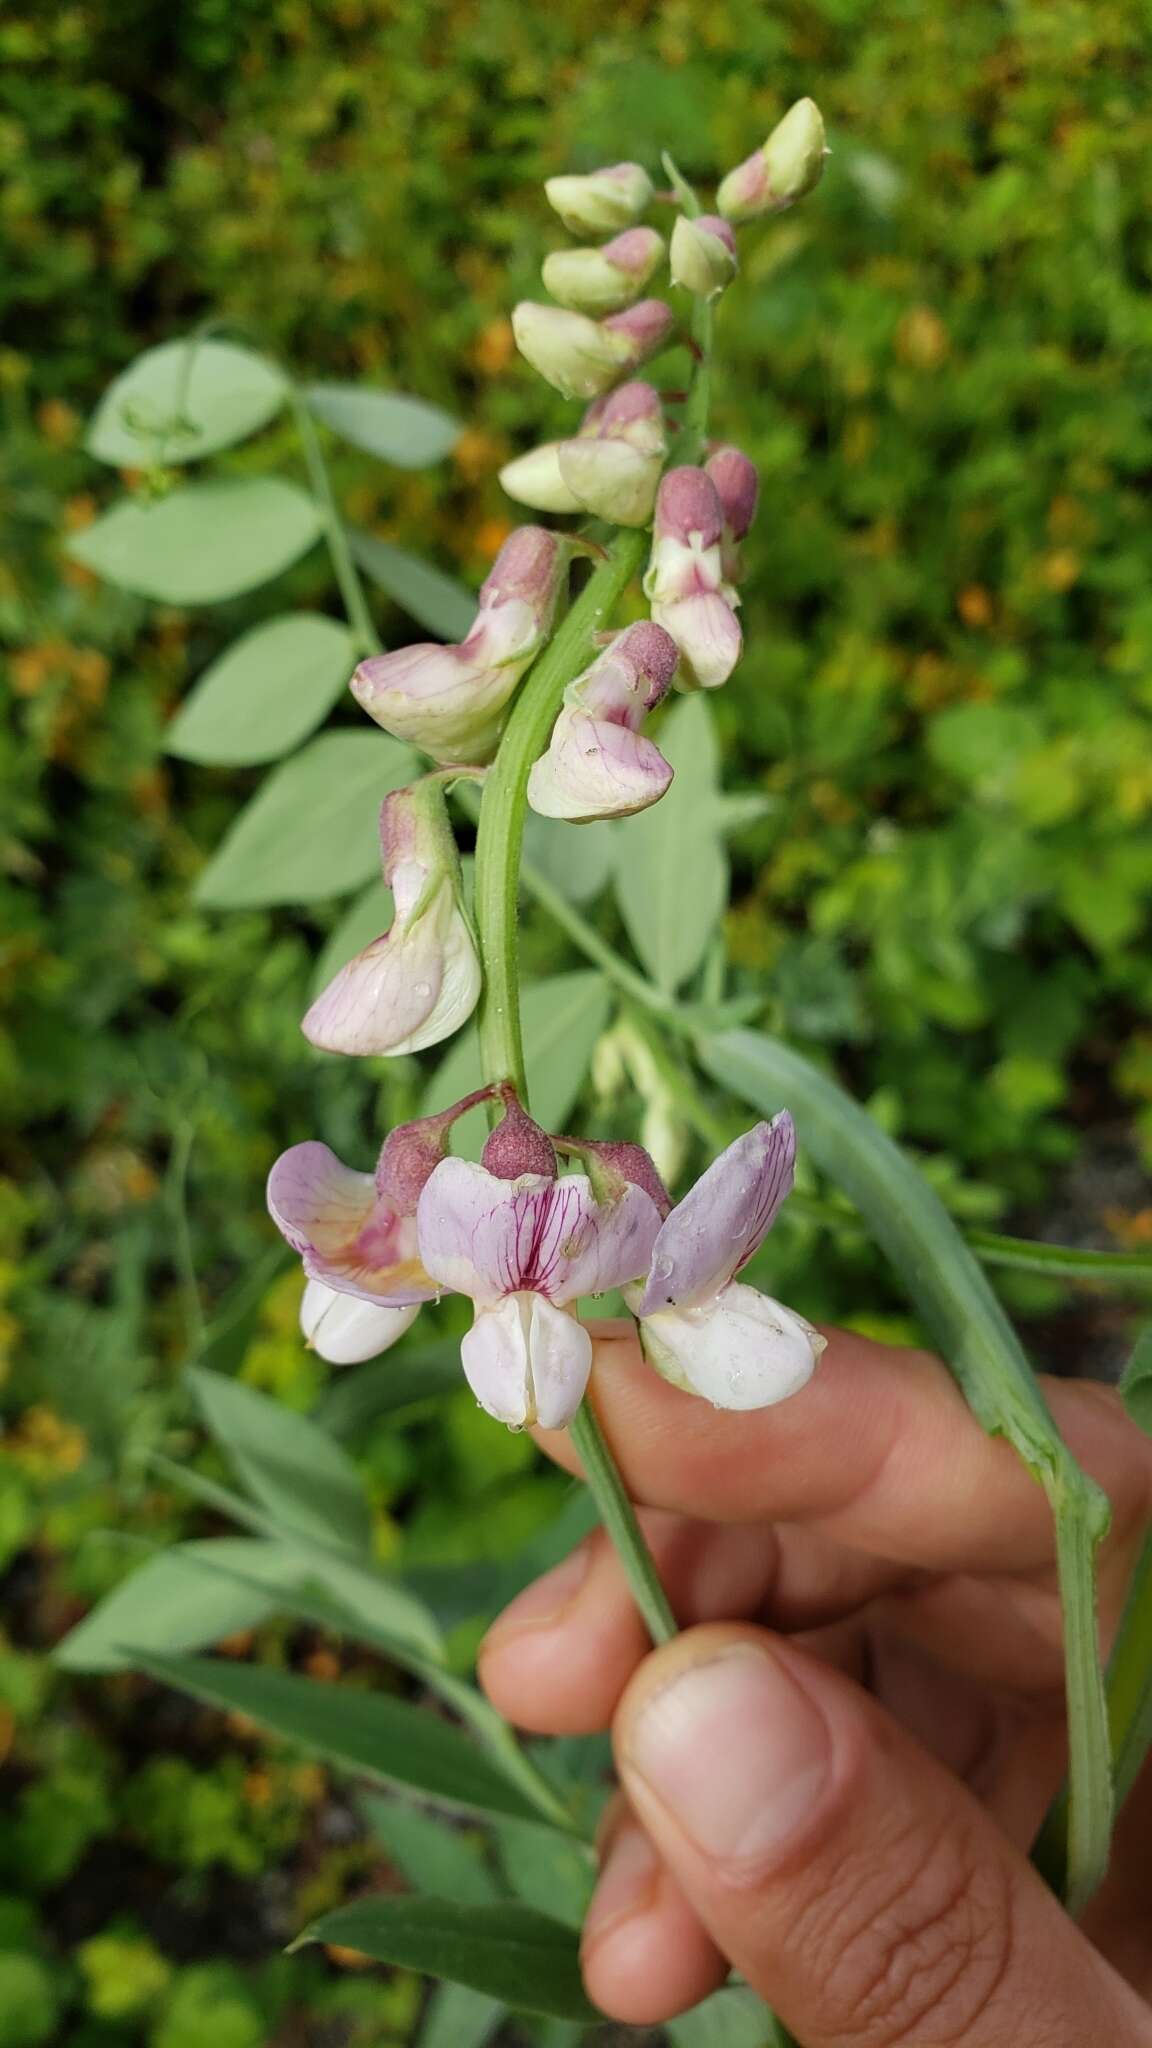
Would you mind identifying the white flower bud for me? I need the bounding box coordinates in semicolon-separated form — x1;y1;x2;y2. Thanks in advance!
544;162;653;237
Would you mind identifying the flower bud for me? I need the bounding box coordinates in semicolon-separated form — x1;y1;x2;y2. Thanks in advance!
705;444;759;582
554;380;667;528
481;1097;557;1180
301;1278;419;1364
717;98;827;223
497;443;583;514
544;162;653;237
644;468;743;690
511;299;673;401
352;526;571;762
542;228;665;316
302;779;480;1058
527;620;677;822
376;1088;495;1212
669;213;738;299
557;1137;671;1216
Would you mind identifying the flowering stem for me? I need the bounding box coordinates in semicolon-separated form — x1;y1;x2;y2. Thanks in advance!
473;528;647;1097
568;1403;676;1644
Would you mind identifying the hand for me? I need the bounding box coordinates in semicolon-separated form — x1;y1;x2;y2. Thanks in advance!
479;1325;1152;2046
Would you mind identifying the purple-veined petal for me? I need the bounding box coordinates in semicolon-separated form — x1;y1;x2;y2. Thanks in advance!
268;1141;437;1306
461;1292;592;1428
635;1113;796;1315
637;1281;823;1410
416;1158;662;1307
301;1279;421;1364
527;706;672;822
302;879;480;1058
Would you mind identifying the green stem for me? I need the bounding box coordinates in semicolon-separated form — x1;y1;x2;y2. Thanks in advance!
473;528;647;1098
568;1405;676;1645
1105;1526;1152;1812
291;388;382;657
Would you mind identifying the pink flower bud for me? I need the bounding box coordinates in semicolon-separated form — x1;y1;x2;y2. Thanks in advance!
558;1137;672;1216
557;382;667;527
527;621;677;822
643;467;743;688
544;162;654;237
705;444;759;582
717;98;827;224
512;299;673;401
669;213;738;299
481;1098;558;1180
302;779;480;1057
542;227;665;316
352;526;571;762
376;1089;494;1213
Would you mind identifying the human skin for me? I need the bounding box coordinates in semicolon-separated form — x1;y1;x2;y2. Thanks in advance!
479;1324;1152;2045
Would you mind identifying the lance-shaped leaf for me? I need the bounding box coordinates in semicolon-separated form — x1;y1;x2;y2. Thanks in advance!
188;1367;373;1556
351;531;477;641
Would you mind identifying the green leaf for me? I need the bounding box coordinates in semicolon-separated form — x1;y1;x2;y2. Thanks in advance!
310;879;394;1001
422;973;611;1156
1119;1324;1152;1437
66;480;321;604
195;730;415;908
87;338;287;467
293;1898;600;2023
351;530;477;640
699;1029;1113;1913
188;1367;372;1555
53;1539;278;1673
166;614;355;767
521;814;617;905
131;1654;550;1825
307;384;461;468
420;1981;505;2048
318;1341;464;1436
669;1986;783;2046
493;1819;592;1930
363;1794;500;1905
615;696;727;993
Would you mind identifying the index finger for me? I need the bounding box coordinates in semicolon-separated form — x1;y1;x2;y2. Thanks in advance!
536;1324;1152;1578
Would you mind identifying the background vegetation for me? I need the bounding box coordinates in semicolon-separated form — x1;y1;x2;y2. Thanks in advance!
4;0;1152;2039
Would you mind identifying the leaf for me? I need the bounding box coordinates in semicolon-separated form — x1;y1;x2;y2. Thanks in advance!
521;814;617;905
699;1028;1113;1912
422;973;612;1155
351;530;477;640
87;338;287;467
669;1986;783;2046
1119;1325;1152;1437
67;480;321;604
166;614;355;767
307;384;461;468
310;879;394;1001
420;1981;505;2048
403;1492;598;1634
362;1794;500;1905
53;1539;278;1673
133;1654;550;1824
188;1367;373;1555
493;1819;592;1930
195;730;415;908
615;696;728;993
293;1898;600;2023
318;1341;464;1437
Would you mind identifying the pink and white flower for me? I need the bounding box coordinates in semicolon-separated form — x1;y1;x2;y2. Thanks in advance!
544;162;654;237
669;213;738;299
542;227;665;317
352;527;570;764
527;620;677;822
501;382;667;529
717;98;827;224
705;444;759;583
268;1139;439;1310
300;1279;420;1364
417;1145;663;1429
643;466;743;690
627;1113;825;1410
303;780;480;1059
511;300;674;402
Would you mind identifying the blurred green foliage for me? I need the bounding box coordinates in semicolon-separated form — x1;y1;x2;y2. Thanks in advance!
4;0;1152;2039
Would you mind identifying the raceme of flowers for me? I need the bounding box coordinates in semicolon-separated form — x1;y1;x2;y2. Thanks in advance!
269;1093;825;1426
270;101;828;1425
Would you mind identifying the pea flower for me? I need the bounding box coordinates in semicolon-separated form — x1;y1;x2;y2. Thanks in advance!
303;779;480;1058
527;621;677;822
705;444;759;583
500;382;666;529
717;98;827;224
352;527;571;764
542;227;665;317
511;300;674;402
544;162;654;237
644;465;742;690
301;1279;420;1365
626;1113;825;1410
669;214;738;299
416;1103;663;1429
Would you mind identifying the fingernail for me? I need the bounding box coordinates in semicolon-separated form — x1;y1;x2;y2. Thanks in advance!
484;1542;592;1637
582;1820;659;1948
622;1643;831;1865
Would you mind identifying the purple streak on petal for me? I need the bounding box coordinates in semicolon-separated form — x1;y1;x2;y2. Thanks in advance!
416;1158;661;1306
635;1113;796;1315
267;1140;437;1306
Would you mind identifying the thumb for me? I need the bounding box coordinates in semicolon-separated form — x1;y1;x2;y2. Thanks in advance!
596;1623;1148;2048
